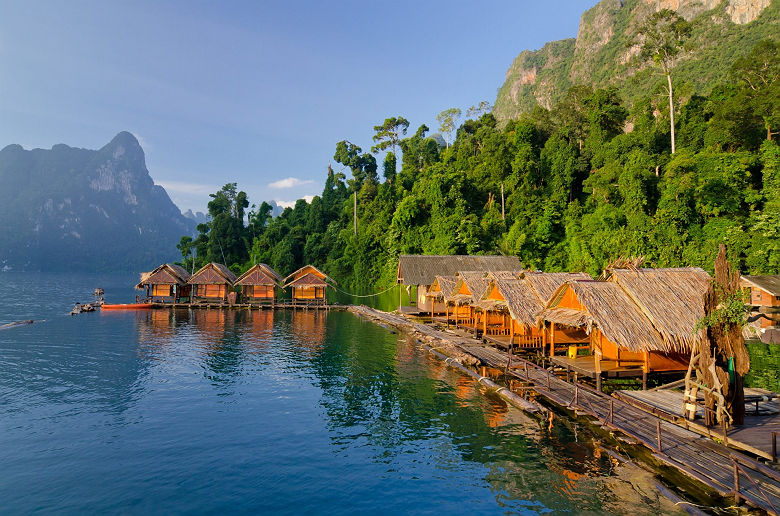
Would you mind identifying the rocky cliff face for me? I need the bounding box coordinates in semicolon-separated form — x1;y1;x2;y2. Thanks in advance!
0;132;195;271
494;0;777;121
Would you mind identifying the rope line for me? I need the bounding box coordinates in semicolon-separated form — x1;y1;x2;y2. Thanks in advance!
332;284;398;298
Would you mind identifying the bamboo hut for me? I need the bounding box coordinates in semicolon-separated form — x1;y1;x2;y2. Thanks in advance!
234;264;283;306
188;263;237;304
446;271;495;336
425;275;458;320
740;275;780;338
396;255;522;313
477;271;589;350
135;263;192;303
283;265;335;305
538;267;710;389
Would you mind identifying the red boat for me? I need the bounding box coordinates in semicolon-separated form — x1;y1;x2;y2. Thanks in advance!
101;303;153;310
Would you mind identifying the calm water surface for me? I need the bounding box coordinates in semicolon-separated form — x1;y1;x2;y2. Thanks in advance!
0;272;680;514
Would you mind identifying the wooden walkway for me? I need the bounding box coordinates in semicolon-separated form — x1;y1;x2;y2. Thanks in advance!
352;306;780;515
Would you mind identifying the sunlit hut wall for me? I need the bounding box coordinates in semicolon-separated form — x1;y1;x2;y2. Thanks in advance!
234;264;283;305
135;263;192;303
188;263;237;303
283;265;335;305
477;271;589;350
396;255;523;313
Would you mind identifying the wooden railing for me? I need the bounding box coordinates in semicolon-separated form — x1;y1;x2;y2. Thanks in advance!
731;454;780;514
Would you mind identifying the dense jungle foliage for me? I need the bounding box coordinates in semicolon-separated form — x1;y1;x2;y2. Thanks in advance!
178;38;780;292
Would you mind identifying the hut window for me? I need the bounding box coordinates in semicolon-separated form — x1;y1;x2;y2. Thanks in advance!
152;285;172;297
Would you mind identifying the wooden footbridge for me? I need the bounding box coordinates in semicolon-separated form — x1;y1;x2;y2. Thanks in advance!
352;306;780;515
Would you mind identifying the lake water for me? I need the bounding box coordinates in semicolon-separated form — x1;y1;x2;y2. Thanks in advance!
0;272;684;514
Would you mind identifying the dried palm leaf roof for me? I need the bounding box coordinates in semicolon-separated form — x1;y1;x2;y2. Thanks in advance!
286;273;329;288
234;264;283;287
136;263;192;289
397;255;522;286
539;280;669;353
283;265;336;286
452;271;493;305
426;275;458;300
188;262;237;285
488;270;524;280
605;267;710;350
477;272;591;326
741;275;780;297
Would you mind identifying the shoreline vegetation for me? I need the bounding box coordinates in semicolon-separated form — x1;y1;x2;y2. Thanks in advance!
176;37;780;296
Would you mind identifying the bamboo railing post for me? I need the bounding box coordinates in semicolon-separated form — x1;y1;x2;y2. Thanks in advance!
574;382;579;407
657;420;662;453
733;460;741;505
773;431;778;463
609;399;614;425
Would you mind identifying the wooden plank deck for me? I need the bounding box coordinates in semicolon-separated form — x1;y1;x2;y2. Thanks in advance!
616;388;780;461
551;355;646;378
352;306;780;514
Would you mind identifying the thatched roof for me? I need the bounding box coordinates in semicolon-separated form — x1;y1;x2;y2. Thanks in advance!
478;272;591;326
524;271;591;302
742;275;780;296
397;255;522;286
136;263;191;289
489;270;523;280
188;263;237;285
539;280;669;353
451;271;492;305
284;265;336;287
426;275;458;300
605;267;710;351
234;264;282;287
286;273;330;288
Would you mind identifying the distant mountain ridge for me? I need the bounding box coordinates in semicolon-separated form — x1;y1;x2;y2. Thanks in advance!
0;132;195;271
494;0;778;121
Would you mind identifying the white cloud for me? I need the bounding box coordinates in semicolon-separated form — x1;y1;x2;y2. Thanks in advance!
156;180;217;195
268;177;314;189
275;195;314;209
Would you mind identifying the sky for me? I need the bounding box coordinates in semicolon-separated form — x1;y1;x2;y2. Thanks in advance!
0;0;596;213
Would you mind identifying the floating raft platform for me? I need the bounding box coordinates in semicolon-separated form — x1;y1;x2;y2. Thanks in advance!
144;302;349;310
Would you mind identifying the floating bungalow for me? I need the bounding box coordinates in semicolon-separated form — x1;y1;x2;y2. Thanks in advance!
477;271;589;351
136;263;192;303
425;275;458;318
188;263;238;304
741;275;780;343
537;267;711;390
396;255;523;313
446;271;495;335
234;264;283;306
283;265;335;305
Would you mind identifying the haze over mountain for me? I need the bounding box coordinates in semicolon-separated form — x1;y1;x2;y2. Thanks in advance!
494;0;777;121
0;132;195;271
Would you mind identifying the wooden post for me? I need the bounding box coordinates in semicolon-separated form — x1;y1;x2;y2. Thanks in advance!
483;310;487;337
445;304;449;329
733;461;741;505
773;431;778;462
455;305;459;328
542;322;548;357
398;283;402;312
609;399;614;425
509;319;514;346
643;351;649;391
550;322;556;358
594;347;602;392
656;420;662;452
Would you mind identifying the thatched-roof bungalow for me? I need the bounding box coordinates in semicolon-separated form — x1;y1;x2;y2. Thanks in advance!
741;275;780;332
396;255;522;313
188;263;237;304
284;265;335;305
234;264;282;305
537;267;711;389
444;271;496;335
424;275;458;318
136;263;192;303
477;271;589;350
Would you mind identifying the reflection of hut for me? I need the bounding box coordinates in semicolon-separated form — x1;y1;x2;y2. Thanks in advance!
477;271;589;351
188;263;237;303
234;264;282;305
136;263;192;303
283;265;335;305
396;255;523;313
537;267;710;390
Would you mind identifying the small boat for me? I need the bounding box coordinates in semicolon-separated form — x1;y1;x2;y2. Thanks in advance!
101;303;152;310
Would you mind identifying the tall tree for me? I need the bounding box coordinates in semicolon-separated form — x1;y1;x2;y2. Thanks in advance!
333;140;378;191
633;9;691;154
730;39;780;141
466;101;492;120
437;107;462;148
371;116;410;155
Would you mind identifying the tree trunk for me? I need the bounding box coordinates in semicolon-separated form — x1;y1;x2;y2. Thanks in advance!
667;72;676;154
732;373;745;426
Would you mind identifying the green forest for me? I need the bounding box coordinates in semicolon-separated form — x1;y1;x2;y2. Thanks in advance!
177;31;780;293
